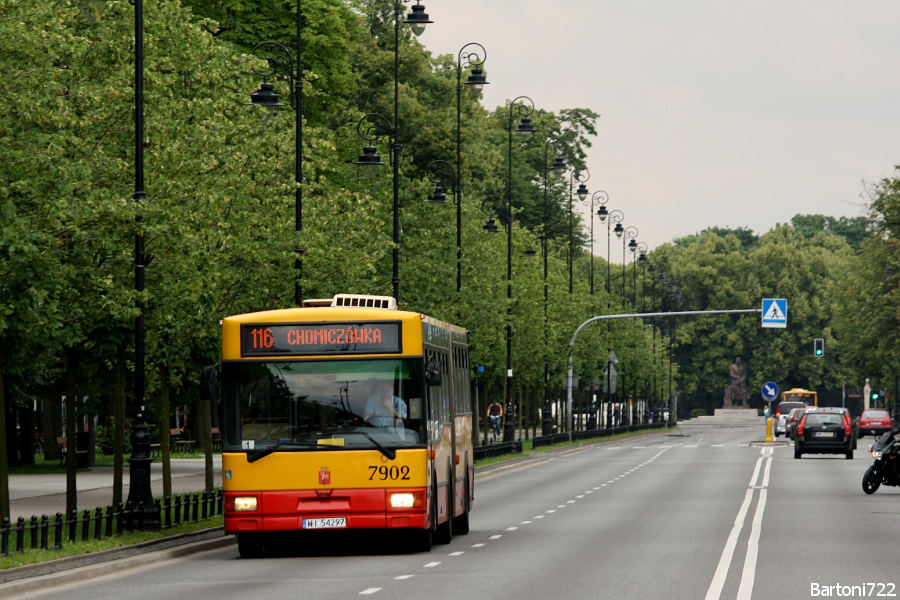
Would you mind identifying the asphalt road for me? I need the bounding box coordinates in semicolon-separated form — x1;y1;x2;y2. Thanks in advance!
7;422;900;600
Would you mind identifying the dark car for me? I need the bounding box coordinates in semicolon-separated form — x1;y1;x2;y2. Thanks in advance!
794;407;855;459
857;409;894;438
774;401;807;437
785;407;808;440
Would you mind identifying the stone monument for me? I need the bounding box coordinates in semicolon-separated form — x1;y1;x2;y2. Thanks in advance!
723;356;749;408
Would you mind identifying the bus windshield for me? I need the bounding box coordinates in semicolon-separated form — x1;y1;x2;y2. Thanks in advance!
222;359;427;451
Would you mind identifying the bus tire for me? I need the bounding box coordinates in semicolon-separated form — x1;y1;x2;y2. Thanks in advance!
237;533;265;558
435;464;453;544
452;471;470;535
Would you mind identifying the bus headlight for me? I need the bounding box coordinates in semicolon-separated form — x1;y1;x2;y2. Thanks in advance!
390;492;423;508
233;496;258;511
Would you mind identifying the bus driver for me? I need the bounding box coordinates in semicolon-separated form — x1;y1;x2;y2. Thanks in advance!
363;380;407;427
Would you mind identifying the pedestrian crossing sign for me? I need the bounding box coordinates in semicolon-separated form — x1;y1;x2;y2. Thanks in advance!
761;298;787;328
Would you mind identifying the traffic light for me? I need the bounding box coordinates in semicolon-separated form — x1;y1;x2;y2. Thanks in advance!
814;338;824;357
871;391;880;404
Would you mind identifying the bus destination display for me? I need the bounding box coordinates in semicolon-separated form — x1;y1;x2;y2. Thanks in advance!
240;322;401;356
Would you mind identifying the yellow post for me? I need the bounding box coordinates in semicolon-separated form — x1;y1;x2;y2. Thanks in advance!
765;416;774;443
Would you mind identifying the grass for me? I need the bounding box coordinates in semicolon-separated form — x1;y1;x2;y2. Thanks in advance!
0;516;223;570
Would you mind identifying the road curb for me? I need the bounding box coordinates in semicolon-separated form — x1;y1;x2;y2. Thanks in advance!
0;527;234;596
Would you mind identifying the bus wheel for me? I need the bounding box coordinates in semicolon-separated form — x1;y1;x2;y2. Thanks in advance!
237;533;265;558
452;471;470;535
435;466;453;544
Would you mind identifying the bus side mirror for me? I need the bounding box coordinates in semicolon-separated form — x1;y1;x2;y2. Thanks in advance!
425;358;442;387
200;365;217;401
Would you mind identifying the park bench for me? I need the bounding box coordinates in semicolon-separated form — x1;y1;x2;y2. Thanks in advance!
169;428;195;453
56;436;87;467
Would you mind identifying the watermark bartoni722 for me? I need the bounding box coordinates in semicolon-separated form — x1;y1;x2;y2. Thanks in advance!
811;583;896;597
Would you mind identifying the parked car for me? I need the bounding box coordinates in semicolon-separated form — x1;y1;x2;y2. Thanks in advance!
774;401;807;437
794;407;855;459
785;407;808;440
857;409;894;438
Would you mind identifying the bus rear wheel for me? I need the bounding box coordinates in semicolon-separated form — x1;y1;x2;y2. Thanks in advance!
452;471;470;535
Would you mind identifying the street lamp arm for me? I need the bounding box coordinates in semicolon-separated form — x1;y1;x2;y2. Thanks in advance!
426;159;457;191
250;41;297;109
357;113;395;163
458;42;487;76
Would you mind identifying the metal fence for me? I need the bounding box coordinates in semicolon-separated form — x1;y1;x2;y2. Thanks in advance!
473;440;522;461
534;422;667;447
0;489;223;557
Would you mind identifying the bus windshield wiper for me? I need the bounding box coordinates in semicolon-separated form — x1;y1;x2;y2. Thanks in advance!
246;440;339;463
356;432;396;460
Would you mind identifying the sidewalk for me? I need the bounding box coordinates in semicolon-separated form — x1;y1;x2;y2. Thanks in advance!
8;457;222;522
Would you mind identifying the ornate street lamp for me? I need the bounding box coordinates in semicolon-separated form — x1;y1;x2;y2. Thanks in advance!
501;97;535;442
248;38;303;305
127;0;159;528
536;133;567;435
449;43;489;293
353;1;432;303
622;226;638;308
589;191;609;297
567;170;589;294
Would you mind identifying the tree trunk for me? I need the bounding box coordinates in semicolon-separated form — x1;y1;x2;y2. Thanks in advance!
160;364;171;500
113;344;125;509
0;345;11;522
65;347;78;518
203;389;213;493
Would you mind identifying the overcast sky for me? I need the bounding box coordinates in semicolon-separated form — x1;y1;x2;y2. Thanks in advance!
417;0;900;255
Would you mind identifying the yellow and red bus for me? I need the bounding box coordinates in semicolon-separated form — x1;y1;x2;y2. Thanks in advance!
220;294;473;556
781;388;818;408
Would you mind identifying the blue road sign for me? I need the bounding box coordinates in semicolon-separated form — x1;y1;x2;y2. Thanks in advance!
761;298;787;328
762;382;779;400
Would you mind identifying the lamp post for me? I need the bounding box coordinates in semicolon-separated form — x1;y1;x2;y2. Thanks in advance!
446;43;489;293
481;194;515;440
538;134;567;435
622;226;638;308
567;170;589;294
248;37;303;305
126;0;159;528
589;191;609;297
423;159;456;205
353;1;431;303
598;208;624;304
637;244;648;312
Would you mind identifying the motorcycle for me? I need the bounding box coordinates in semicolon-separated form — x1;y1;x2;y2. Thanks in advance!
862;427;900;494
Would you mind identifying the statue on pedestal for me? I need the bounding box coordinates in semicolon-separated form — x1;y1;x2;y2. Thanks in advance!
724;356;749;408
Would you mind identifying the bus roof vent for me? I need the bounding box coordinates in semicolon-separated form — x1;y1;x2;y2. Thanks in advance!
332;294;397;310
301;298;335;308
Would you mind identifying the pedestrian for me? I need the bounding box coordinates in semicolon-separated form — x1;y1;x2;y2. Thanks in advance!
487;400;503;441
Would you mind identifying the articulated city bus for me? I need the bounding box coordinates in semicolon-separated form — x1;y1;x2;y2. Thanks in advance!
220;294;473;556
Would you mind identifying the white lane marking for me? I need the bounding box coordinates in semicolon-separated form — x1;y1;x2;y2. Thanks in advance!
506;526;518;531
449;551;465;556
686;445;698;448
633;446;647;449
567;500;576;504
521;521;532;524
534;515;544;519
585;491;592;494
712;444;725;447
737;488;768;600
490;535;503;539
704;454;766;600
577;495;585;498
471;543;485;547
546;510;556;513
395;575;414;580
423;562;441;568
593;487;601;490
360;588;381;595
